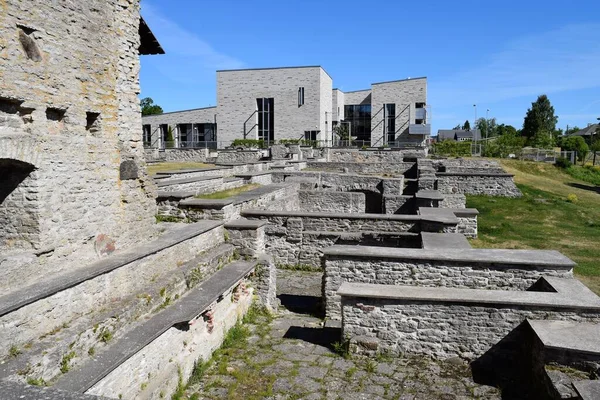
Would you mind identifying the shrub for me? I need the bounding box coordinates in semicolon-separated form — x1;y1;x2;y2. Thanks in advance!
555;157;572;169
278;139;301;145
231;139;265;149
566;193;578;203
558;136;589;161
432;140;472;157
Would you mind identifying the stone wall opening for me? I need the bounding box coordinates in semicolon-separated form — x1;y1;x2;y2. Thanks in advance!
0;158;39;253
349;189;383;213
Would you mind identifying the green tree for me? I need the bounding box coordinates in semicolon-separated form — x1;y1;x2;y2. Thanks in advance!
333;124;350;140
462;120;471;131
558;135;589;161
452;123;462;130
476;117;497;138
140;97;163;116
495;124;518;137
483;129;526;158
522;95;558;146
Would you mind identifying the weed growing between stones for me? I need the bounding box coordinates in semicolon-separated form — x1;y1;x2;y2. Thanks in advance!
98;327;113;343
332;340;350;359
60;351;76;373
9;345;21;358
276;264;321;272
155;215;184;223
26;377;46;386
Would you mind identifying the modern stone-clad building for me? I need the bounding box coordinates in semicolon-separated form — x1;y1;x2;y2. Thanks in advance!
142;66;430;148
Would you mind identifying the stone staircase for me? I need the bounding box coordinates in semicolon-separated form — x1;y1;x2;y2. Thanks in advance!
0;219;269;398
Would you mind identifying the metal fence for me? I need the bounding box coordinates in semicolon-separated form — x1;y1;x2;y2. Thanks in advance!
144;139;427;150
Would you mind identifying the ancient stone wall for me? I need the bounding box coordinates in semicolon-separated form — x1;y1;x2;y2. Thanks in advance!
0;0;156;283
436;173;522;197
341;298;600;359
324;257;573;320
325;149;426;163
306;161;415;176
164;148;210;162
298;190;366;213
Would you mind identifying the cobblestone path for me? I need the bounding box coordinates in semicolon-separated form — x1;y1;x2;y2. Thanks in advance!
185;270;502;399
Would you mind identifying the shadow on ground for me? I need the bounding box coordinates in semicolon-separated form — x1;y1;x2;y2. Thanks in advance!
567;182;600;194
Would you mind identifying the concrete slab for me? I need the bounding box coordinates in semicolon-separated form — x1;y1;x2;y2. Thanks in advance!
415;190;445;200
436;172;514;177
421;233;472;250
0;220;223;317
242;209;422;221
0;380;108;399
337;280;600;311
573;380;600;400
225;219;268;230
54;260;256;393
154;167;229;176
155;175;222;187
528;320;600;355
323;245;576;269
179;198;234;209
419;207;479;218
156;190;195;200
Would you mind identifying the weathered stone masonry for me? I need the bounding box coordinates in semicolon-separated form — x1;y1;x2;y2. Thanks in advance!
0;0;157;292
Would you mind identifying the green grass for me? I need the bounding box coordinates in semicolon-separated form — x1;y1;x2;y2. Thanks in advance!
194;184;260;200
565;164;600;186
147;162;214;176
468;159;600;294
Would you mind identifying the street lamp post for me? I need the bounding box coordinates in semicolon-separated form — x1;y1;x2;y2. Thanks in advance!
486;109;490;140
473;104;477;131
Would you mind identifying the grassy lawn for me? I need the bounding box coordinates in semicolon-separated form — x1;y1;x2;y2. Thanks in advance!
467;159;600;294
195;184;260;200
147;162;215;176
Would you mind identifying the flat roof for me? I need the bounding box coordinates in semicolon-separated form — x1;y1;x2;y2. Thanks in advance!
217;65;333;81
371;76;427;85
142;106;217;117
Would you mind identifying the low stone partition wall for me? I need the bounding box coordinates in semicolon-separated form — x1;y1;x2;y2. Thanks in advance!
164;148;210;162
180;183;299;221
419;207;478;238
155;175;229;195
324;148;426;163
234;171;273;185
339;277;600;359
383;195;413;214
306;161;415;176
436;172;522;197
439;193;467;208
323;245;575;320
241;210;456;235
272;171;404;195
298;190;366;213
265;230;421;268
432;158;506;174
155;166;231;180
215;150;265;164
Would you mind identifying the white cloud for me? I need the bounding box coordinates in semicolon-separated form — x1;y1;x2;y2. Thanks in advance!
141;3;244;78
430;23;600;106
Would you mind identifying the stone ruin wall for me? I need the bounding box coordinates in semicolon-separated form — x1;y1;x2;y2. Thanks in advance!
0;0;156;285
342;299;600;359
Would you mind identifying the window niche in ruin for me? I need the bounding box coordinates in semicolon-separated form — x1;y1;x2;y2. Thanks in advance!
0;159;40;253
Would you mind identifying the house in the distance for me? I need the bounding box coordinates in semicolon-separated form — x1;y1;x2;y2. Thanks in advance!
437;129;481;142
569;124;599;145
142;66;431;149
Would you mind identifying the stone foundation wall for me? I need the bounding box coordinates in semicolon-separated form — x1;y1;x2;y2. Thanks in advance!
216;150;263;164
88;285;253;399
324;258;573;320
325;149;425;163
439;194;467;208
383;195;412;214
273;171;404;196
164;148;210;162
458;216;477;238
306;161;414;175
0;225;224;358
436;174;522;197
341;298;600;359
298;190;366;213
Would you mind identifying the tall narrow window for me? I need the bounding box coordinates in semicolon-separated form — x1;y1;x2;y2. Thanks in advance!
257;98;275;143
384;103;396;144
298;87;305;106
142;124;151;147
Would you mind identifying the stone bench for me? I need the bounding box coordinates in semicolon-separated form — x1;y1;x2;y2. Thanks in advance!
338;277;600;359
419;207;479;238
421;232;471;249
52;260;258;396
435;171;522;197
180;183;298;221
323;245;576;320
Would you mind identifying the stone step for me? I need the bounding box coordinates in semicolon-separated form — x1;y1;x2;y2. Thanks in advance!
52;259;257;394
0;242;236;384
529;320;600;357
574;380;600;400
0;221;225;362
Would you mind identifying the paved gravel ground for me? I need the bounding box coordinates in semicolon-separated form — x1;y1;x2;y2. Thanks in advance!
185;270;502;400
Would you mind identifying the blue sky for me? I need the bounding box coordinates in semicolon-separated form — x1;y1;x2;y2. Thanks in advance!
140;0;600;134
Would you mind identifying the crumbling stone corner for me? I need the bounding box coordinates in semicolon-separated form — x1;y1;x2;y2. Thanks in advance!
252;254;277;311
